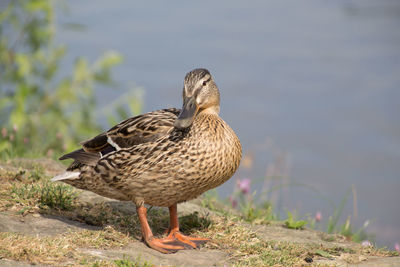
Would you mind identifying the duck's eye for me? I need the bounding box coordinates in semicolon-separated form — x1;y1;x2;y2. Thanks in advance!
202;81;207;86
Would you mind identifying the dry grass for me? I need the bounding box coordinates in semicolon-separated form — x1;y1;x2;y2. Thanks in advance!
0;163;136;266
198;213;399;266
0;159;398;266
0;164;78;213
0;226;130;265
198;214;310;266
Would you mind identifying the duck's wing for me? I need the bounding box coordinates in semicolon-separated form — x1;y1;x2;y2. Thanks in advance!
59;108;180;167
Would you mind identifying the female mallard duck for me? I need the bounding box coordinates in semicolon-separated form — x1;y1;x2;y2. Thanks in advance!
52;68;242;253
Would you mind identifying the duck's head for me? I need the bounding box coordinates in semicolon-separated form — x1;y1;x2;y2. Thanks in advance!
174;68;220;130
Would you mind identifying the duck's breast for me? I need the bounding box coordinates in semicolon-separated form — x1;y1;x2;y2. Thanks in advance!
140;114;242;205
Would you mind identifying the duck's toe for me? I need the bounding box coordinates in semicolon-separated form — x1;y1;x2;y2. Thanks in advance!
145;237;186;254
168;231;209;249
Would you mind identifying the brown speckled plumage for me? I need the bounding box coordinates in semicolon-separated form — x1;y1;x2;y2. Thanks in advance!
63;108;241;207
53;68;242;253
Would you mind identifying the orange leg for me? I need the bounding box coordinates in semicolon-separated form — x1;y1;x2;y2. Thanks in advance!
137;206;185;253
136;204;209;253
165;204;209;248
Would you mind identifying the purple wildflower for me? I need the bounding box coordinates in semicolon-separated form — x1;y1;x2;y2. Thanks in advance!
395;242;400;252
362;240;372;247
229;196;238;208
237;178;251;194
315;211;322;222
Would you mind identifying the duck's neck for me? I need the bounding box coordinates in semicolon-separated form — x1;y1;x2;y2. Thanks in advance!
198;105;220;115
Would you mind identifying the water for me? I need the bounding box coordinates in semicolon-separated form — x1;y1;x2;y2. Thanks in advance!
56;0;400;248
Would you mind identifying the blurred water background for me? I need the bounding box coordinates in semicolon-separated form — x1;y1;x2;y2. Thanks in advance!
56;0;400;248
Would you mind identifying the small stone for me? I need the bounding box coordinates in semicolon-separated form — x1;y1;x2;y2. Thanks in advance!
304;256;313;263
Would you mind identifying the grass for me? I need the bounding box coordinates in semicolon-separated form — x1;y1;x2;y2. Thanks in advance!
284;211;307;230
0;163;78;213
114;256;153;267
199;187;399;265
202;189;276;225
11;181;78;210
203;216;307;266
0;160;153;265
211;175;375;246
0;227;131;265
201;211;398;266
0;159;398;266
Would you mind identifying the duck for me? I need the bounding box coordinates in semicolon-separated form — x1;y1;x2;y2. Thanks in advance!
52;68;242;253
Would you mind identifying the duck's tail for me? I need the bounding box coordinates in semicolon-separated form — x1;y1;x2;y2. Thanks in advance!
51;171;80;182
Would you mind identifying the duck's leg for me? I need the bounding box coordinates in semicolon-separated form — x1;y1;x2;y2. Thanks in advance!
136;205;186;253
165;204;209;249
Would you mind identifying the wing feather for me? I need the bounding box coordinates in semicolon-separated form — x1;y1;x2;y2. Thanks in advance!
83;108;179;151
59;108;180;166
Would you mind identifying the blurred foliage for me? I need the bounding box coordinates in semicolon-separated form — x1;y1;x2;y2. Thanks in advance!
284;211;307;230
0;0;141;159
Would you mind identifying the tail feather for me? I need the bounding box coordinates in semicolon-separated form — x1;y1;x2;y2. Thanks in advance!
59;148;99;166
51;171;80;182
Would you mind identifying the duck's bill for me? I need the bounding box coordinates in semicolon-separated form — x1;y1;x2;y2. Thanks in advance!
174;96;198;130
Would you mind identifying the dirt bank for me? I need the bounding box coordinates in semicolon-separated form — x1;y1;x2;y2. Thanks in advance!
0;159;399;266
